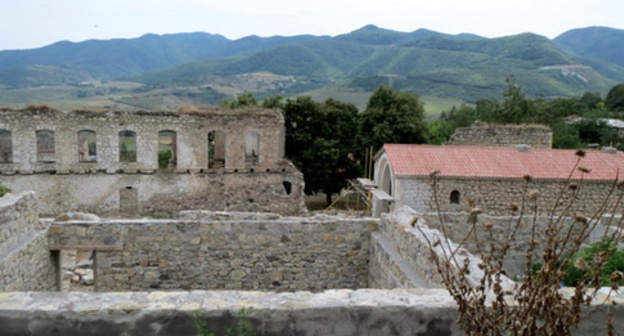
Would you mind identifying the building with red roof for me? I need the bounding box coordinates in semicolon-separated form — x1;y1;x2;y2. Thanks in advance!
372;144;624;216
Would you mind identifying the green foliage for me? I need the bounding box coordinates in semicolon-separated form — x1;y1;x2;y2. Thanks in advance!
283;96;361;205
221;92;259;109
360;85;429;153
158;150;172;169
563;240;624;286
605;83;624;111
260;94;284;109
0;184;11;198
194;308;253;336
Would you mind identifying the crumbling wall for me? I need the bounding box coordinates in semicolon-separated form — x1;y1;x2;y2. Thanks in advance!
0;106;306;216
368;206;514;290
446;122;552;148
0;192;56;291
47;213;377;292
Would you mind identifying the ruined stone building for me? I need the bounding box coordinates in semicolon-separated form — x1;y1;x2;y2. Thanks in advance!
373;144;624;216
446;121;553;148
0;106;306;216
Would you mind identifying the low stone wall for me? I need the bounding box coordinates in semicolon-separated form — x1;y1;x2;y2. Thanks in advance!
48;214;377;292
1;288;621;336
446;122;552;148
368;207;514;290
0;192;56;291
3;169;306;216
421;212;617;279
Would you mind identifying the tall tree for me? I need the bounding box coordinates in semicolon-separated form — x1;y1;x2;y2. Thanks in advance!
605;83;624;112
283;97;361;205
360;85;429;154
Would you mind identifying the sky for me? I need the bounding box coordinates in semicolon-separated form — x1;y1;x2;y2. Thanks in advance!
0;0;622;51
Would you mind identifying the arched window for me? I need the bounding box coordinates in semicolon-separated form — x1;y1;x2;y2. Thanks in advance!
158;130;176;169
450;190;460;204
36;130;55;162
0;129;12;163
208;130;226;168
77;130;97;162
119;130;137;162
244;130;260;163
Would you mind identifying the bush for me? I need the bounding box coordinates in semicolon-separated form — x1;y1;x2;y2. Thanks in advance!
0;184;10;198
563;240;624;286
158;150;172;169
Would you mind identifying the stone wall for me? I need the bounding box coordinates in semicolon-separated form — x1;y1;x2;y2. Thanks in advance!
47;213;377;292
398;176;619;217
368;207;514;290
1;288;621;336
0;192;56;291
0;106;306;216
446;122;552;148
4;168;305;216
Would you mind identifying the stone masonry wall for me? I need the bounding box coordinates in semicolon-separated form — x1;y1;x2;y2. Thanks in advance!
421;213;576;278
368;207;514;290
446;122;552;148
2;286;620;336
0;106;307;216
0;192;56;291
399;176;620;217
4;168;305;216
47;213;377;292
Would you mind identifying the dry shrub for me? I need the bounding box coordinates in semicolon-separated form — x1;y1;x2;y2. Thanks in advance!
419;151;623;335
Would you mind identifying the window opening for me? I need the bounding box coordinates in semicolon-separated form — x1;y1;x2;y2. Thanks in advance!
36;130;55;162
119;130;137;162
450;190;460;204
208;130;226;168
77;130;97;162
158;130;176;170
245;130;260;163
282;181;292;195
0;129;12;163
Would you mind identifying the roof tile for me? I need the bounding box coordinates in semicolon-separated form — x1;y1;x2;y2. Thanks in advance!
383;144;624;181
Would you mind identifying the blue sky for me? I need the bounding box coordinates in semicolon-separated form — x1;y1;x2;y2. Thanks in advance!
0;0;622;51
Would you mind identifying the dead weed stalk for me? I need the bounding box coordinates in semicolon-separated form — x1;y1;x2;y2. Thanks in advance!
420;151;623;335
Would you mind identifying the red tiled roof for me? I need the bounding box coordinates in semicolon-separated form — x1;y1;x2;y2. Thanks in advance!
383;144;624;181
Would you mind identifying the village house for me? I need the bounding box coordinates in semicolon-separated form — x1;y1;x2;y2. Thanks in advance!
372;144;624;217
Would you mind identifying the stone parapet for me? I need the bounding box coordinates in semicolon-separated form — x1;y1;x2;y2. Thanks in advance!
1;288;621;336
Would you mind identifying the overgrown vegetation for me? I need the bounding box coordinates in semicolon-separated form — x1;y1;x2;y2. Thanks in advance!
432;77;624;150
563;240;624;287
421;151;623;335
0;184;10;198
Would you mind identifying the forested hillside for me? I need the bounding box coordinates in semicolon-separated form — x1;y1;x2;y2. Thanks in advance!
1;25;623;110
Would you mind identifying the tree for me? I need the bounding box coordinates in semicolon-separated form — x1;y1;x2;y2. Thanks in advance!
283;97;361;205
261;94;284;109
220;92;258;109
605;83;624;112
479;75;536;124
360;85;429;154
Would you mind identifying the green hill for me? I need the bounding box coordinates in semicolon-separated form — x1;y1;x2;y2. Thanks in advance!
1;25;624;109
555;27;624;68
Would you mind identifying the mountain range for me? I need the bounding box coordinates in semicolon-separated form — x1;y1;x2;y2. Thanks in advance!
1;25;623;112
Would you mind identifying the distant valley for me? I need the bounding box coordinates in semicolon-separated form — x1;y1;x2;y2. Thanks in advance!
1;25;623;115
